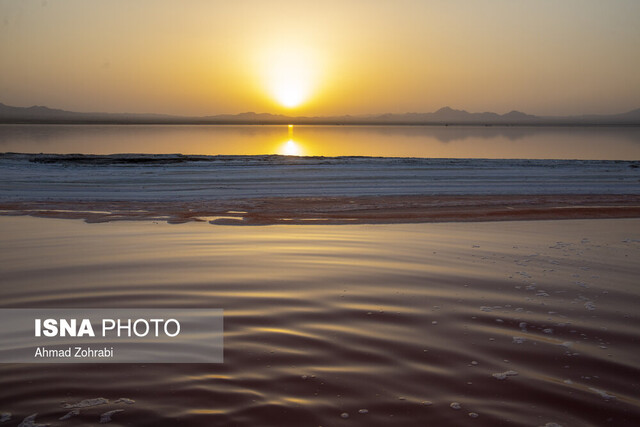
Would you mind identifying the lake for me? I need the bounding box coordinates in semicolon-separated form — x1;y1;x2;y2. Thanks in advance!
0;217;639;426
0;124;639;159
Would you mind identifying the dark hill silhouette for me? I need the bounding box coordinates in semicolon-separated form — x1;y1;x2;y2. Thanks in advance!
0;102;638;125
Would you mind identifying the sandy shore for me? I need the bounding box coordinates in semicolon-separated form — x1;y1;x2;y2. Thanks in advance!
1;194;640;225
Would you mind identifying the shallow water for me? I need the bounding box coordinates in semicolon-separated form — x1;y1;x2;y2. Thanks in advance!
0;217;639;426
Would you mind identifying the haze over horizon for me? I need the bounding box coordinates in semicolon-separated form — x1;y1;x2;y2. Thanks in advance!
2;100;640;123
1;101;640;120
1;1;639;117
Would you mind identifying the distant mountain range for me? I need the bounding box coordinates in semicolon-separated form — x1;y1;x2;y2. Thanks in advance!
1;102;639;125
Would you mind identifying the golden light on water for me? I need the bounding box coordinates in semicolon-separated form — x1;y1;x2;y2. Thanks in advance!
277;125;303;155
280;140;302;156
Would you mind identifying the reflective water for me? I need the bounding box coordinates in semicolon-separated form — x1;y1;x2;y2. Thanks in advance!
1;124;639;159
1;217;639;426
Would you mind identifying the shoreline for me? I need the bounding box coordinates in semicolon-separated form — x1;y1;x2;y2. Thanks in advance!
2;194;640;225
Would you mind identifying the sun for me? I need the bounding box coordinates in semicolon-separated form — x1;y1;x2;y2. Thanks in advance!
261;46;318;109
271;69;308;108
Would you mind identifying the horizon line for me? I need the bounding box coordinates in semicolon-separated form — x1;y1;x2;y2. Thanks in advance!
1;101;639;120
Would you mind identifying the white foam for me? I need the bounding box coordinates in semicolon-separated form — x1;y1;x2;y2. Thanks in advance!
62;397;109;409
17;414;48;427
492;370;518;380
450;402;461;410
59;410;78;421
589;387;616;400
480;306;502;312
99;409;124;424
0;413;10;423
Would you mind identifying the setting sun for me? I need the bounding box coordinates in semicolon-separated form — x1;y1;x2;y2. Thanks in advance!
261;46;319;108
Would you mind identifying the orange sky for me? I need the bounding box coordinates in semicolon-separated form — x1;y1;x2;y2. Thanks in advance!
1;0;639;116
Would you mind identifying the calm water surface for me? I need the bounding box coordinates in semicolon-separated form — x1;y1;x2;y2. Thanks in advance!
1;124;639;159
0;217;639;426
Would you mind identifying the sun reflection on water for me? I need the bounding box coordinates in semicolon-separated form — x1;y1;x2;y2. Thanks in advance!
278;125;303;156
280;139;302;156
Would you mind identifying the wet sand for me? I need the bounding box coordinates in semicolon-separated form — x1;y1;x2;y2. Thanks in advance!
2;194;640;225
0;216;639;426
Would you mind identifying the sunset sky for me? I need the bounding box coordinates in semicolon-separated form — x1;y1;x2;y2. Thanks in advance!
1;0;639;117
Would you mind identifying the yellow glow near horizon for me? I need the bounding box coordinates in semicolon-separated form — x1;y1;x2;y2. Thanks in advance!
281;139;302;156
261;46;319;109
2;2;639;117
